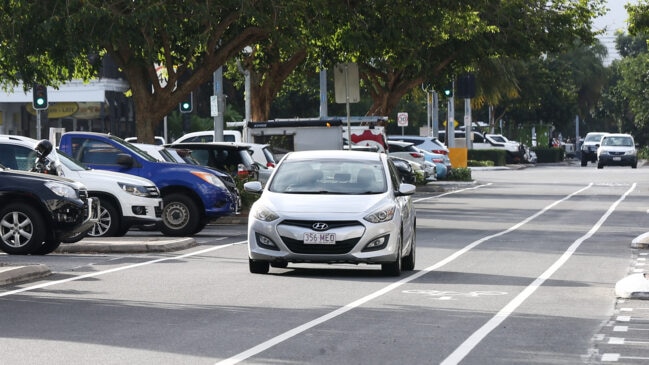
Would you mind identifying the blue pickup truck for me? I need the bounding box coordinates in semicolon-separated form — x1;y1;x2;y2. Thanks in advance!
58;132;239;236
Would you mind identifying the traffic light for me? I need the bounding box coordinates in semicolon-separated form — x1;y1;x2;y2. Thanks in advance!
179;92;193;113
443;83;453;98
32;84;48;110
456;73;476;98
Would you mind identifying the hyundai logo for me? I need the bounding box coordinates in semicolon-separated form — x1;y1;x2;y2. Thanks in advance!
312;222;329;231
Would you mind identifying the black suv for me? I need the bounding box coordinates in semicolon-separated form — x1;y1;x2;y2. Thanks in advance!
0;168;99;255
0;139;99;254
167;142;265;182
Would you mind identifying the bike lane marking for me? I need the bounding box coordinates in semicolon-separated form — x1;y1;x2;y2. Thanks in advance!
215;183;594;365
441;183;636;365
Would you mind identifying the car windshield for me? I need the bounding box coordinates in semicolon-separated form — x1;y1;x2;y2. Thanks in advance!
602;136;633;147
269;159;387;194
56;149;89;171
585;133;605;142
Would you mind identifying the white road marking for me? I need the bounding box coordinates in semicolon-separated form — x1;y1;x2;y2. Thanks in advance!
441;183;635;365
0;243;241;299
215;183;599;365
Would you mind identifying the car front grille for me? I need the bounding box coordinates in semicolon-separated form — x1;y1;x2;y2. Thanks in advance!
278;220;364;254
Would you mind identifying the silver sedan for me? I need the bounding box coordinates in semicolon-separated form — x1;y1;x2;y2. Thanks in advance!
243;150;416;276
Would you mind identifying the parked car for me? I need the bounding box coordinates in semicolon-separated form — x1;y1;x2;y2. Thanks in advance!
388;156;417;184
58;132;239;236
387;140;426;164
237;142;277;168
414;147;451;179
124;136;167;145
581;132;608;166
0;148;99;254
172;130;242;143
133;143;200;165
597;133;637;169
387;135;449;155
167;142;272;184
243;150;416;276
0;134;164;237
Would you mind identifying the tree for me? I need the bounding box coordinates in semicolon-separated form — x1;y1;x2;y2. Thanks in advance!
0;1;324;143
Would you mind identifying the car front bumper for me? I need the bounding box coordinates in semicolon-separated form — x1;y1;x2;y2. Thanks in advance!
248;216;401;265
598;155;637;166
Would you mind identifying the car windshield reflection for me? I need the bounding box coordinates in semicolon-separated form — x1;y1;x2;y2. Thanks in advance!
269;160;387;194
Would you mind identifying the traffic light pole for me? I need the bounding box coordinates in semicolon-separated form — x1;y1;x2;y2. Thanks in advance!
36;110;41;139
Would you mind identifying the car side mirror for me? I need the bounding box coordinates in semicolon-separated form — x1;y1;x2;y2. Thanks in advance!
396;183;416;196
116;153;134;167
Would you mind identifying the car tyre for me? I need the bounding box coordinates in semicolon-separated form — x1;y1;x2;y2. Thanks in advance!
160;193;201;236
632;161;638;169
249;258;270;274
0;203;47;255
382;232;402;276
61;231;88;243
597;163;603;169
580;158;587;167
88;199;121;237
402;225;416;271
32;240;62;255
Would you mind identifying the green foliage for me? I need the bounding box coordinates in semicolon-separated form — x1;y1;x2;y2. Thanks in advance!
235;177;260;211
467;160;494;167
468;149;507;166
638;146;649;160
532;147;564;163
445;167;472;182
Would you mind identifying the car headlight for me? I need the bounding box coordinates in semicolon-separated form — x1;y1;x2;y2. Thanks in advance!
364;205;396;223
251;204;279;222
118;182;151;197
44;181;78;199
191;171;227;189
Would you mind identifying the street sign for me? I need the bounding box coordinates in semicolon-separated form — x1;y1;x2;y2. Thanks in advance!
210;95;218;117
334;63;360;104
397;112;408;127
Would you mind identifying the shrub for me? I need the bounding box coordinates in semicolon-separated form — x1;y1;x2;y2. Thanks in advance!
468;149;506;166
445;167;472;181
532;147;564;163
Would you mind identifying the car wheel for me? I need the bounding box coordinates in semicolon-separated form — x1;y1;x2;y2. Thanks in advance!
597;163;603;169
160;193;201;236
60;231;88;243
114;223;131;237
249;258;270;274
32;240;62;255
402;224;416;271
382;232;402;276
88;199;121;237
0;203;47;255
632;162;638;169
580;158;587;167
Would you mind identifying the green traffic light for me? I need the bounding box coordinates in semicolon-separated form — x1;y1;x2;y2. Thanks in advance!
36;98;45;106
181;102;190;110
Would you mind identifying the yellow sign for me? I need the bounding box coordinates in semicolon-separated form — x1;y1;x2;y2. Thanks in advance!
442;120;460;128
25;102;79;118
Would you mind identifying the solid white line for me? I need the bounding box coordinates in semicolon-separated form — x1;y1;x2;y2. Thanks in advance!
413;183;491;203
441;183;636;365
0;243;243;299
215;183;595;365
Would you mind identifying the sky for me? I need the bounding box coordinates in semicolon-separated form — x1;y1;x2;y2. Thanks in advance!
593;0;638;64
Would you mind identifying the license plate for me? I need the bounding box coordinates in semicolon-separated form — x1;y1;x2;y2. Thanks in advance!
303;232;336;244
613;157;621;161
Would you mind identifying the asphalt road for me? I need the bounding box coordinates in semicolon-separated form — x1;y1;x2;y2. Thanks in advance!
1;161;648;364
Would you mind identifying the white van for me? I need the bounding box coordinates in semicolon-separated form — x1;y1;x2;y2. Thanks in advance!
173;130;242;143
